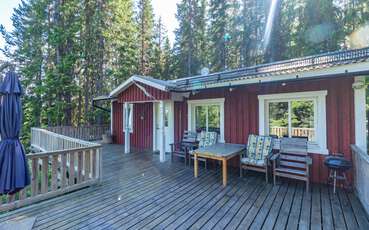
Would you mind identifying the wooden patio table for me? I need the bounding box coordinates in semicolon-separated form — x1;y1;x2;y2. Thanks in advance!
193;143;245;186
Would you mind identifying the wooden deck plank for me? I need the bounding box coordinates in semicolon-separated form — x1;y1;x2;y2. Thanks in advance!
236;184;279;229
347;192;369;230
250;182;288;230
330;188;347;230
201;177;260;230
170;177;243;230
46;168;194;229
338;190;359;230
1;144;368;230
286;183;304;230
189;180;242;229
321;185;334;230
225;183;272;230
298;186;312;230
310;185;322;230
268;183;296;230
213;177;263;230
110;172;219;229
130;173;225;230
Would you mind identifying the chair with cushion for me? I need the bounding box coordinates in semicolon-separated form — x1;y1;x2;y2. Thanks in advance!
240;134;274;182
189;131;218;169
170;131;198;166
271;137;311;192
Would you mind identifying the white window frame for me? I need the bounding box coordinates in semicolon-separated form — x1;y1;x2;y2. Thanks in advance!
258;90;328;154
188;98;225;142
123;103;134;133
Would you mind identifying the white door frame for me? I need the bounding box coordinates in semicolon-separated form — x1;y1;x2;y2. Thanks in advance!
153;100;174;162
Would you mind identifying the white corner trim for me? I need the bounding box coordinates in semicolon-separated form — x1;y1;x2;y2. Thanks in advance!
110;102;113;136
353;76;367;152
259;90;328;155
187;98;225;143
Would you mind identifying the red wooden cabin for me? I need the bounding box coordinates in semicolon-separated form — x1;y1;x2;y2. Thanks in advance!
105;48;369;184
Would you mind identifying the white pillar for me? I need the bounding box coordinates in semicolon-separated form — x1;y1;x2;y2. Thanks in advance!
124;102;130;154
152;102;157;152
159;101;165;162
110;102;114;136
353;76;367;152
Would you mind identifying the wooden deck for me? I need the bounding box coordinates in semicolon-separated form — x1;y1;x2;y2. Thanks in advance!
0;144;368;230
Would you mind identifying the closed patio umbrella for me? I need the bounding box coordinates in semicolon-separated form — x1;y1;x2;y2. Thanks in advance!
0;71;30;195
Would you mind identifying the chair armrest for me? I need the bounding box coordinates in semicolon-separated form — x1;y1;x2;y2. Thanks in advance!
270;153;280;161
306;156;312;165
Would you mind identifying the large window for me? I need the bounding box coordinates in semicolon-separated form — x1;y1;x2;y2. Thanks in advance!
268;100;315;141
195;104;220;134
188;98;225;142
259;91;328;154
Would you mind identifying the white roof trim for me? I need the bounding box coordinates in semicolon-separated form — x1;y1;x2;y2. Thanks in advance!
188;61;369;90
109;75;168;97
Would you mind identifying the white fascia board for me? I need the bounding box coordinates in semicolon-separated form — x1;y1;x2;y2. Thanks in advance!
187;61;369;90
109;75;168;97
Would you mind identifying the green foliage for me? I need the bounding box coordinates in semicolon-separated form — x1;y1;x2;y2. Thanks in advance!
2;0;369;147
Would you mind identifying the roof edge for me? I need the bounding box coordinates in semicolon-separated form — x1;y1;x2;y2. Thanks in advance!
109;75;169;97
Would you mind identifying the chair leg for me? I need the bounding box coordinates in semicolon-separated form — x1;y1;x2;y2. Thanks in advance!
205;160;207;170
240;165;243;178
273;172;276;186
306;180;309;193
265;167;268;183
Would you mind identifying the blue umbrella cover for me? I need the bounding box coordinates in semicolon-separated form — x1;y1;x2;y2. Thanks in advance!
0;71;30;195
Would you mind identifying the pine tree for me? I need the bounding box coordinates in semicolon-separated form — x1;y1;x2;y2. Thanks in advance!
208;0;229;72
104;0;138;86
174;0;207;77
137;0;155;75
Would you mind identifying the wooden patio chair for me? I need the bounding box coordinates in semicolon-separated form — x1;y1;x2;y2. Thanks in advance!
240;134;274;182
189;131;218;169
170;131;198;166
271;137;311;192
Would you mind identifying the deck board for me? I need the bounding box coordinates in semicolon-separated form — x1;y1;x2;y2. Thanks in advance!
1;144;368;230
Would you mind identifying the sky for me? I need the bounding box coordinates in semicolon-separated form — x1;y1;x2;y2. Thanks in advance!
0;0;180;59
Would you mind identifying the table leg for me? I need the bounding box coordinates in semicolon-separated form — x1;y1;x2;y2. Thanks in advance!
194;153;198;178
222;159;227;186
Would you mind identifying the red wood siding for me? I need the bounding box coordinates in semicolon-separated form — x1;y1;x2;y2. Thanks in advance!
112;101;123;144
112;82;168;150
112;101;153;150
131;103;153;150
174;77;355;184
117;83;170;103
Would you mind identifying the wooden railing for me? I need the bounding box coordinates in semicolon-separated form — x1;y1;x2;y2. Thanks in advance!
0;128;102;212
270;127;315;140
351;145;369;216
46;125;110;141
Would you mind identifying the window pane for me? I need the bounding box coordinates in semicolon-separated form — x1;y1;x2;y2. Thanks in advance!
195;106;207;132
268;102;289;138
208;105;220;134
366;77;368;153
164;107;169;127
291;100;315;141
